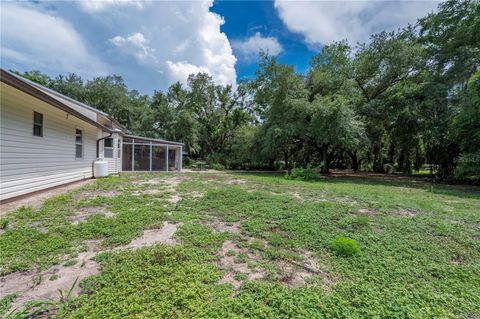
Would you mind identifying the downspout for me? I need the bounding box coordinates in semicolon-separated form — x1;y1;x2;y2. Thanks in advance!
92;120;114;178
96;132;113;158
92;131;112;179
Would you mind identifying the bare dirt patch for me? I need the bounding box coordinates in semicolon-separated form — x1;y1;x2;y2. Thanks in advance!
0;179;96;217
132;189;162;196
163;175;185;189
356;208;377;216
132;179;163;186
291;192;303;200
1;221;183;313
161;175;188;204
167;194;182;204
118;222;182;249
394;208;417;217
335;196;359;205
1;240;102;312
451;255;465;265
189;191;204;199
208;219;241;234
225;179;247;185
215;234;333;291
290;192;329;203
69;206;114;225
277;251;332;288
74;190;121;202
217;240;265;290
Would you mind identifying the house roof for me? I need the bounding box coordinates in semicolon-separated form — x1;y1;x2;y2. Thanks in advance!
1;69;112;132
1;69;182;146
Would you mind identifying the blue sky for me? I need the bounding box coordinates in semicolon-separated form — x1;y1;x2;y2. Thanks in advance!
1;0;440;95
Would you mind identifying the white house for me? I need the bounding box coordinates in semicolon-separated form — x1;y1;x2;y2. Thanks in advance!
0;69;182;202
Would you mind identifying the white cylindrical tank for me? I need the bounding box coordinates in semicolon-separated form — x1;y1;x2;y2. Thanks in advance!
94;160;109;178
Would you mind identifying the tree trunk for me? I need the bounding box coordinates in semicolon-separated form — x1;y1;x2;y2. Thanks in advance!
322;145;330;174
268;159;275;170
398;149;405;171
372;145;383;172
284;151;289;172
347;150;359;171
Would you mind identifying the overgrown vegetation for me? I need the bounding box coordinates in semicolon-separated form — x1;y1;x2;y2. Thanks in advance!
13;0;480;182
1;172;479;318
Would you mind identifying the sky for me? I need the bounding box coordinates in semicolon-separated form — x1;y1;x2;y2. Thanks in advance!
0;0;441;95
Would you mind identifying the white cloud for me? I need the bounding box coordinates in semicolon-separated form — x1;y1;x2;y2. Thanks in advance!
165;61;209;83
1;1;237;92
232;32;283;60
110;33;156;63
78;0;145;12
106;1;237;87
274;0;440;46
0;3;107;77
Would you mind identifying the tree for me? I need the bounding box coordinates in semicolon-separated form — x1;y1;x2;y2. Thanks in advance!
453;70;480;181
251;54;308;170
308;95;364;173
419;0;480;85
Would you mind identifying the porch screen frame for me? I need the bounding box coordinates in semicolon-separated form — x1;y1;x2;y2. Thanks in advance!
122;138;181;172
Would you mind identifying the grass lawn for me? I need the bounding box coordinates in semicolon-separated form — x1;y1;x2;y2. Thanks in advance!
1;171;479;318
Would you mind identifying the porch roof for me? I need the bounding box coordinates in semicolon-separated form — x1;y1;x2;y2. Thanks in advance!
123;134;183;146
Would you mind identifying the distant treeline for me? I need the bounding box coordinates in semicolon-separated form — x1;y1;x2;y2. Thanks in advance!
15;0;480;182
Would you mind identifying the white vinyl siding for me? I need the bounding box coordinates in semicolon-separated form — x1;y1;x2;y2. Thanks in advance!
0;82;99;201
99;133;122;174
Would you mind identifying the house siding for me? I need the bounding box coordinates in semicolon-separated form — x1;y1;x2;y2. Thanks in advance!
0;83;99;201
99;133;122;174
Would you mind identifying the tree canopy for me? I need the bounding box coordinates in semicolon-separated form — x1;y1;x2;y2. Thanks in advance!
13;0;480;182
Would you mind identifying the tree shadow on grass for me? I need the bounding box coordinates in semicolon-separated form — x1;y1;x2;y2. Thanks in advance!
231;171;480;200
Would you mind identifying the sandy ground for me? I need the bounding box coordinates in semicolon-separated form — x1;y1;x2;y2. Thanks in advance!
0;179;96;217
1;222;181;313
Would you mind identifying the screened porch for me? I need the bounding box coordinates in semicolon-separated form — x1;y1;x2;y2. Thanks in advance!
121;135;182;172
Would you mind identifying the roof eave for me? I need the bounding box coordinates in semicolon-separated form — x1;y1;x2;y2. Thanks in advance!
1;69;112;133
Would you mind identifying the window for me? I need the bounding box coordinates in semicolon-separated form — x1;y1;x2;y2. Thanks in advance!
104;138;113;158
33;112;43;136
75;129;83;158
117;139;121;158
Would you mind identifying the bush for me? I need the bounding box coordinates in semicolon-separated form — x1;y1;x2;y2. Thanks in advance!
285;166;320;181
454;152;480;183
383;163;395;174
211;163;225;171
183;156;191;167
330;236;361;256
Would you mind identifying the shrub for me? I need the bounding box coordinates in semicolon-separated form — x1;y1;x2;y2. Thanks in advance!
285;166;320;181
384;163;395;174
211;163;225;171
454;152;480;183
330;236;361;256
183;156;191;167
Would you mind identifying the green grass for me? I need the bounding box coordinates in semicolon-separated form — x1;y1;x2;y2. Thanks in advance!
1;171;479;318
0;294;17;317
